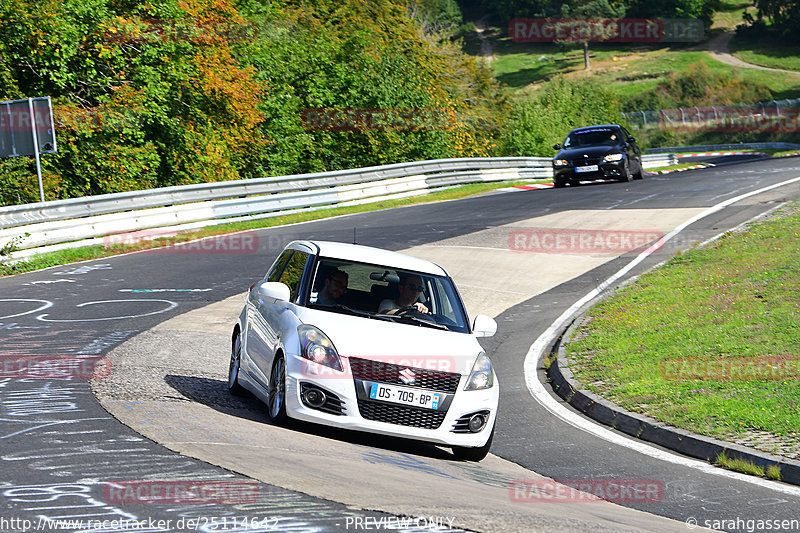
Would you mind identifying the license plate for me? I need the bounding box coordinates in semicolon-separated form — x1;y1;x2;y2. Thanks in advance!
575;165;599;173
369;383;441;410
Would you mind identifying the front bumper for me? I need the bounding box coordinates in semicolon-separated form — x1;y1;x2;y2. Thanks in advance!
283;355;498;448
554;159;627;181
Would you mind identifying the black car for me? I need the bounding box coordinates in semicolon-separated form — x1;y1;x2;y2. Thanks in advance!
552;125;643;188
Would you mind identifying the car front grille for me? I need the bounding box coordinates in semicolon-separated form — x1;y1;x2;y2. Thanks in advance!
350;357;460;429
356;399;447;429
349;357;461;393
574;157;601;166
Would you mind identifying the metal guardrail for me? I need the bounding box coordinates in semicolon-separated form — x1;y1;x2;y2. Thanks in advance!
645;143;800;154
0;154;675;260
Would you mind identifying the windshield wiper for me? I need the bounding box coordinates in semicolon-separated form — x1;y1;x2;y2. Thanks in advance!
309;303;367;316
377;313;448;330
310;304;395;322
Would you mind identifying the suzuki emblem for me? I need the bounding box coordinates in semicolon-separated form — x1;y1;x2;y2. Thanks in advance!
399;368;416;385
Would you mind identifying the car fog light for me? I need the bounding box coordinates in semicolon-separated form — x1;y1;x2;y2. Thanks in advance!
302;388;327;408
468;413;486;433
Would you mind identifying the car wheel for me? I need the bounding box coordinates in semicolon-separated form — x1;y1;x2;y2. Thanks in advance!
553;178;566;188
452;426;494;462
228;331;246;396
618;159;633;182
633;160;644;180
266;354;288;424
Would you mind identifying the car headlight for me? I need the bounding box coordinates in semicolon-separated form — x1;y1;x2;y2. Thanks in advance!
553;159;569;166
465;352;494;390
297;325;343;371
603;153;624;162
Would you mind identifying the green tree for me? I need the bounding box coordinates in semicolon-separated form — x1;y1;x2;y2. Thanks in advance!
559;0;626;70
746;0;800;34
625;0;718;30
496;76;624;156
473;0;552;24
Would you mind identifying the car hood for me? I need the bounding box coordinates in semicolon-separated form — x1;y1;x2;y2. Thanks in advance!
556;145;621;160
296;307;483;375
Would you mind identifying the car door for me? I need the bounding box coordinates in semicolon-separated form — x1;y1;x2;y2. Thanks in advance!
243;249;291;386
622;126;642;172
242;248;310;389
247;246;312;389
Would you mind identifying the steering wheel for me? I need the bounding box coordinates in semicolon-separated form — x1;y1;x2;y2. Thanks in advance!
396;306;421;315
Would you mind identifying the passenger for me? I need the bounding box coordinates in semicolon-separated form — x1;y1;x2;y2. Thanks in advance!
316;269;348;306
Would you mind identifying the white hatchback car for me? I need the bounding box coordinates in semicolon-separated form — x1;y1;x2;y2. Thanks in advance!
229;240;499;460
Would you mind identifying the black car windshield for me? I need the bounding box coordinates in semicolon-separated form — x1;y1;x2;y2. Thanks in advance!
563;128;621;148
307;257;470;333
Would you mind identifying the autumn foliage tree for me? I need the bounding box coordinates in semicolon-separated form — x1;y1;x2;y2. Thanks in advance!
0;0;502;205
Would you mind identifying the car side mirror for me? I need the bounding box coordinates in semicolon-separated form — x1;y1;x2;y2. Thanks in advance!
553;143;562;150
472;314;497;338
627;136;636;143
258;281;291;302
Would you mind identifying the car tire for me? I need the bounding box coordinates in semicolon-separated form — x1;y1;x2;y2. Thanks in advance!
266;354;288;424
452;426;494;462
633;160;644;180
228;331;247;396
553;178;567;188
618;159;633;182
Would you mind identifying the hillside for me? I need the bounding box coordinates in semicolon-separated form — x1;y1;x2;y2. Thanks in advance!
1;0;799;206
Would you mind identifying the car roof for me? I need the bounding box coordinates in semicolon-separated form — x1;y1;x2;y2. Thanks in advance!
290;240;448;276
569;124;622;133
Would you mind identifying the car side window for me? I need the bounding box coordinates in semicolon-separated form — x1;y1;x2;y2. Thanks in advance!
622;127;634;144
279;250;309;303
266;250;294;282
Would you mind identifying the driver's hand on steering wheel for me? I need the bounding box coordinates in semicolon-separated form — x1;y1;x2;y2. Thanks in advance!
412;302;429;314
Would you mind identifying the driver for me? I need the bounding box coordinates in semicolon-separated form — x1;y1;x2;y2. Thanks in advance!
378;273;429;315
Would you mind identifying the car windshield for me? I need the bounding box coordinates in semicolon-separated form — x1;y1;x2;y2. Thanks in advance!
563;128;621;148
307;257;470;333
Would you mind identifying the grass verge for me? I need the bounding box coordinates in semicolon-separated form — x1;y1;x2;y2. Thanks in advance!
565;199;800;457
729;33;800;73
715;452;782;480
0;180;541;277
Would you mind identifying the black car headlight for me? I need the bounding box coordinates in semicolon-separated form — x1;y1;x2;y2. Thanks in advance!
603;153;624;162
553;159;569;167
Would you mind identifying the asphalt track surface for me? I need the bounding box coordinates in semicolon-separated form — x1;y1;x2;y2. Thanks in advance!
2;155;800;532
